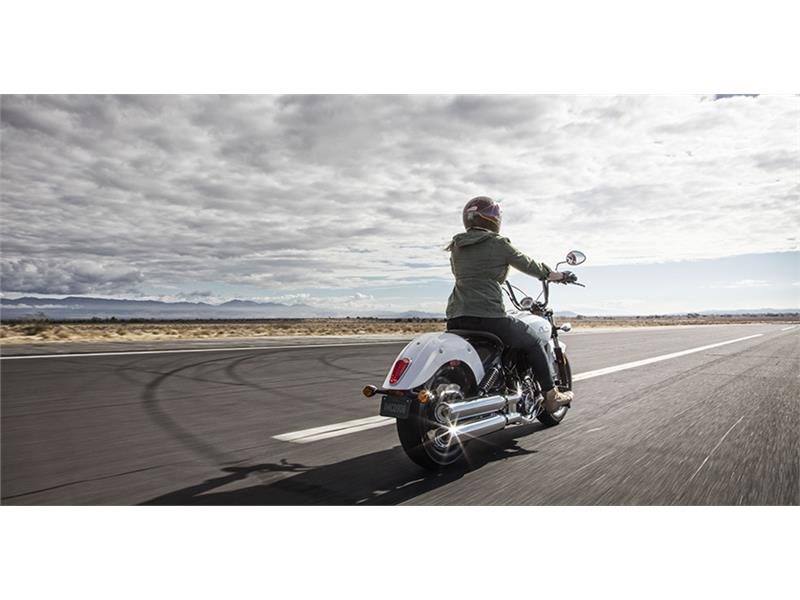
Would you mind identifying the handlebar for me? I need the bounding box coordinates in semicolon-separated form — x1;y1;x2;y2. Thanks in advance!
504;273;585;312
555;272;584;287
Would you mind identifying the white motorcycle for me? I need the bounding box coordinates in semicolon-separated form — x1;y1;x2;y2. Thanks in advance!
363;250;587;470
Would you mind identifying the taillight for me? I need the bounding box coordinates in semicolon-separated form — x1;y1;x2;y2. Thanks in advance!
389;357;412;385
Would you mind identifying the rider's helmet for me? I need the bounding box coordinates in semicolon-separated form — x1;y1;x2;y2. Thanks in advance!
462;196;502;233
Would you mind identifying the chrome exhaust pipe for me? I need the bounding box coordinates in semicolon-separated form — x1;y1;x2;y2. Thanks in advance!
447;411;523;440
443;392;521;421
448;414;507;439
504;411;524;425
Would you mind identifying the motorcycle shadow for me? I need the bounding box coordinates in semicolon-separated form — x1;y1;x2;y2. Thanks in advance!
140;422;547;506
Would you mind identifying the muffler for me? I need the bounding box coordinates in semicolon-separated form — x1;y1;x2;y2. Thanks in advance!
447;411;523;440
442;392;521;422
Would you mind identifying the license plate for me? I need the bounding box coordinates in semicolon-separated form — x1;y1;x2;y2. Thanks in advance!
380;395;411;419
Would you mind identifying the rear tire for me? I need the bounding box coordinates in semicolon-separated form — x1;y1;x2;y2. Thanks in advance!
396;364;474;471
537;355;572;427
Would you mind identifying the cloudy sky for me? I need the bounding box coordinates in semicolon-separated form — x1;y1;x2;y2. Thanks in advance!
1;94;798;314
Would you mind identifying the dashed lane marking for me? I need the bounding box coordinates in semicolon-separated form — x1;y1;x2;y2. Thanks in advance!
273;415;394;444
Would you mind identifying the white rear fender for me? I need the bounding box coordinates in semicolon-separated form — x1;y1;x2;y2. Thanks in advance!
382;332;486;391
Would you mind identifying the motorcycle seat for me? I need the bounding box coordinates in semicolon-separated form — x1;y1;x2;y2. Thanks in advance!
447;329;505;349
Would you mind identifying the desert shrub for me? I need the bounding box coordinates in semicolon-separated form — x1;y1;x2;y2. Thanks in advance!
22;312;51;336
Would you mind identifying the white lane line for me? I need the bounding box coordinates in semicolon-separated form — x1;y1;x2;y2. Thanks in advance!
288;418;396;443
273;415;392;443
687;416;746;483
780;325;797;331
571;334;763;382
274;332;765;444
0;340;410;361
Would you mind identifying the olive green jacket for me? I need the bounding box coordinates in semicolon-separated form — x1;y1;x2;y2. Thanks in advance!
445;228;552;319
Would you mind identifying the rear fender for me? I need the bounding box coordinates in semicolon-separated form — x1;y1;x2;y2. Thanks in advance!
382;332;485;390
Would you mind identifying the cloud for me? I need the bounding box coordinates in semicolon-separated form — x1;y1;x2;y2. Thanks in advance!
1;94;798;304
1;257;143;295
752;149;799;172
711;94;759;101
708;279;772;289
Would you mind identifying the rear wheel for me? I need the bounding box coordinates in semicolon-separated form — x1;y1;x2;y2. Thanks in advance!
396;364;474;470
537;354;572;427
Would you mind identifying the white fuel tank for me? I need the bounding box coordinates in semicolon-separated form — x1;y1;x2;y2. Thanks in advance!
510;311;552;344
508;311;565;379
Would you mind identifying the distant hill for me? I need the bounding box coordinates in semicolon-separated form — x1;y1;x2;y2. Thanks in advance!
1;295;796;321
697;308;800;315
0;295;443;320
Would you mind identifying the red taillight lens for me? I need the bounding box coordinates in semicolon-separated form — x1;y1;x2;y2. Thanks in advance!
389;357;412;385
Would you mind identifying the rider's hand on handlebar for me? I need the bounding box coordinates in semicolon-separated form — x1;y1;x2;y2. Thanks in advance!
548;270;577;283
547;270;578;284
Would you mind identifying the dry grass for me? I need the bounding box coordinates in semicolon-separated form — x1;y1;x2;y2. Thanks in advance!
1;315;797;345
568;315;800;328
0;319;446;344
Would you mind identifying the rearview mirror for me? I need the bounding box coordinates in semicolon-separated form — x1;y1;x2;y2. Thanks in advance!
566;250;586;266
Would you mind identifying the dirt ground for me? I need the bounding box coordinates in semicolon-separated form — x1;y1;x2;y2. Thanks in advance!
0;319;444;344
1;315;797;345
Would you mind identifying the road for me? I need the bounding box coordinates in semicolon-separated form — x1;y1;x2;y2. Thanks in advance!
1;324;798;505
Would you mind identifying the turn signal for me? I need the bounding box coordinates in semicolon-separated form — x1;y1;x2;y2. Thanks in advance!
417;389;433;403
362;385;378;398
389;357;412;385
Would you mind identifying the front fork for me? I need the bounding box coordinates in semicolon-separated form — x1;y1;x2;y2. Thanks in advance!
550;328;569;387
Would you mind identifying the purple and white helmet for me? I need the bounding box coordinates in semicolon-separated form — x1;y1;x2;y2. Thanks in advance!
462;196;502;232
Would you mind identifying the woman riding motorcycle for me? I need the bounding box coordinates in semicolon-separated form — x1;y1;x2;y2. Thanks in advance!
446;196;574;413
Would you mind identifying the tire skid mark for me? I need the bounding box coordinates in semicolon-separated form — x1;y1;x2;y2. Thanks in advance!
141;354;253;465
1;464;166;501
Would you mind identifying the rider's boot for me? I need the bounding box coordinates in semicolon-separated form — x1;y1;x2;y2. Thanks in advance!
543;387;573;413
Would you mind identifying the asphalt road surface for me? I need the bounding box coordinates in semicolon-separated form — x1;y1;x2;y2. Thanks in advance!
2;324;798;505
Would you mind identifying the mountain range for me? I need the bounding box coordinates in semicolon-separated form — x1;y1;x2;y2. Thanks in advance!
0;295;797;321
0;295;443;320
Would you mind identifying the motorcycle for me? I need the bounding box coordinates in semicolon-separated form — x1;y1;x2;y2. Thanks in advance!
363;250;587;470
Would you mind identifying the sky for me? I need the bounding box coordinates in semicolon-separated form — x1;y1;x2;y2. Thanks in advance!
1;94;798;315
